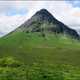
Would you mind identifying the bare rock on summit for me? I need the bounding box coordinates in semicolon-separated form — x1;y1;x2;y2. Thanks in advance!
16;9;80;40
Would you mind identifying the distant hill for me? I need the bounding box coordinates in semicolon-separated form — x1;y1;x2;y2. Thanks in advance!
15;9;80;40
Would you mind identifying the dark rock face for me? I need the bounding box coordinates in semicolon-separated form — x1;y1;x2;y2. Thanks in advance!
32;9;57;22
17;9;80;40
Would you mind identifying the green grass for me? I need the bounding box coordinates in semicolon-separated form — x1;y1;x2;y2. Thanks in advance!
0;57;80;80
0;32;80;79
0;32;80;66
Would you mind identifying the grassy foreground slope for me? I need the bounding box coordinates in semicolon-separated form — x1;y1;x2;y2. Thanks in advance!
0;32;80;79
0;32;80;66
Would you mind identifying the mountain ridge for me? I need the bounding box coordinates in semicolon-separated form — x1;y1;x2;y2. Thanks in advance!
13;9;80;40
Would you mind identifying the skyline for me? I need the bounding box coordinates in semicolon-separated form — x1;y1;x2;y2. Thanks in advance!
0;0;80;36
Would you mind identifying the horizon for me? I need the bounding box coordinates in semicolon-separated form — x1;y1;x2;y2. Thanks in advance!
0;0;80;36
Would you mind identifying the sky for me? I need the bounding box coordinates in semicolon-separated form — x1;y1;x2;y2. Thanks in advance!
0;0;80;36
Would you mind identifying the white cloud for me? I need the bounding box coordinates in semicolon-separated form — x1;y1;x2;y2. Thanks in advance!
0;1;80;36
0;15;29;36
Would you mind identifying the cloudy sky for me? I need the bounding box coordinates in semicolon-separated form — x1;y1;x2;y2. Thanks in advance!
0;0;80;36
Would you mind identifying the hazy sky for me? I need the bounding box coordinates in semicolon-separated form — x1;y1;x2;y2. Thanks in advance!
0;0;80;36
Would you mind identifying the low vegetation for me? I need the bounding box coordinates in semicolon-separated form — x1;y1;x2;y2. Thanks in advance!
0;57;79;80
0;32;80;79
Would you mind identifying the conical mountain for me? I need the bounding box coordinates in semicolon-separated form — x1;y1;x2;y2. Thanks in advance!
15;9;80;40
0;9;80;73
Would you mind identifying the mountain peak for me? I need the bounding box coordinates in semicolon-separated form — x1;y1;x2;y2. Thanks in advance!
32;8;56;23
36;9;50;14
16;9;80;40
38;9;49;12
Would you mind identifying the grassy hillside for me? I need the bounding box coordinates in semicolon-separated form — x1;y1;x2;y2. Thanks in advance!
0;32;80;65
0;32;80;79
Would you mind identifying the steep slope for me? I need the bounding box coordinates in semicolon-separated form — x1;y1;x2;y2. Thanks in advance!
0;9;80;80
16;9;80;40
0;9;80;66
